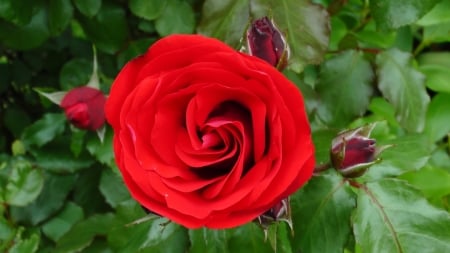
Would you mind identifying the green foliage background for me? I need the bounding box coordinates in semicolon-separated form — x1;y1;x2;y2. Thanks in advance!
1;0;450;252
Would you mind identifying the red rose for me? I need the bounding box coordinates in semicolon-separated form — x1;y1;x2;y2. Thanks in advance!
60;86;106;131
105;35;314;228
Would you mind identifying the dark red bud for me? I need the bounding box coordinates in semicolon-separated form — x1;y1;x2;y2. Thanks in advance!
255;198;292;231
337;137;376;169
247;17;289;70
330;124;380;177
60;86;106;131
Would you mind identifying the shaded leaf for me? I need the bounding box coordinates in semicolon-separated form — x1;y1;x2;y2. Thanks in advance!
21;113;65;148
376;49;429;132
48;0;73;35
354;178;450;253
73;0;101;17
155;0;195;36
77;3;128;54
0;5;49;50
370;0;441;30
291;170;356;253
316;50;374;127
197;0;250;48
129;0;166;20
251;0;330;72
99;169;130;208
59;58;92;90
54;213;115;253
425;93;450;142
42;202;84;242
10;173;77;225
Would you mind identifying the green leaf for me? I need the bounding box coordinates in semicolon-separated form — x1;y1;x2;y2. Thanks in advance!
423;22;450;43
10;173;77;225
418;52;450;68
0;5;49;50
355;20;397;48
59;58;92;90
251;0;330;72
54;213;115;253
316;50;374;127
30;140;94;173
364;134;430;179
48;0;73;36
400;167;450;200
129;0;166;20
117;38;155;69
376;49;429;132
155;0;195;36
42;202;84;242
9;233;39;253
77;3;128;54
368;97;401;128
21;113;65;148
197;0;250;48
425;93;450;142
419;64;450;93
291;170;356;253
0;0;35;25
312;129;338;165
86;126;115;168
5;162;44;206
329;16;348;51
118;219;189;253
353;178;450;253
72;168;109;216
73;0;101;17
417;0;450;26
99;169;130;208
188;229;229;253
4;106;31;138
370;0;441;30
227;224;273;253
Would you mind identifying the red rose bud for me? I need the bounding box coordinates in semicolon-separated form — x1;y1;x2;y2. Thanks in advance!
60;86;106;131
256;198;292;231
247;17;289;70
330;124;391;177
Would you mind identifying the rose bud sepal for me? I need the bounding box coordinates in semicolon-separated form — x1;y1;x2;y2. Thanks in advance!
246;16;290;71
330;123;392;178
255;198;293;240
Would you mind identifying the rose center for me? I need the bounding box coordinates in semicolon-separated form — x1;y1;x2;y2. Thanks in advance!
191;101;254;179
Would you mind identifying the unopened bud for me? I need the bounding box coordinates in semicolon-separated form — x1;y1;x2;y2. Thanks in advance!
330;124;391;177
247;17;289;70
60;86;106;131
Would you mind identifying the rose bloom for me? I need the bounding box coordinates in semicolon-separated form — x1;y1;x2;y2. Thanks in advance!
60;86;106;131
105;35;314;229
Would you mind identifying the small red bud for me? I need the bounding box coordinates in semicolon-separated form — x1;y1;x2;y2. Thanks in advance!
60;86;106;131
255;198;292;231
330;124;389;177
247;17;289;70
